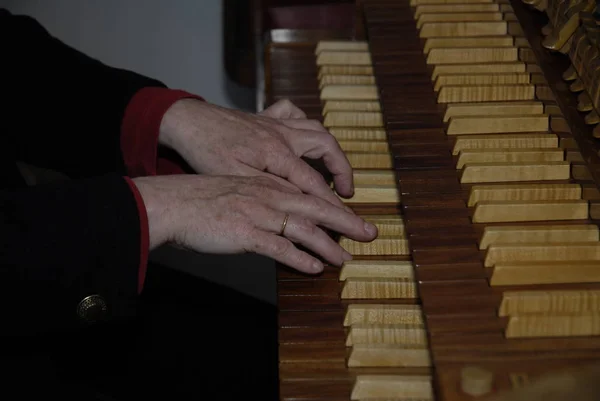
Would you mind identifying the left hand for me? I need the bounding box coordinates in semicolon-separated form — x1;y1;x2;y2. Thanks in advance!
158;98;354;209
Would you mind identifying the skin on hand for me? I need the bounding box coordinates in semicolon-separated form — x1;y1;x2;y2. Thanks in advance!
132;175;377;274
158;98;355;209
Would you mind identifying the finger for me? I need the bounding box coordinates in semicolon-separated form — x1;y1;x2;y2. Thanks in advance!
279;118;329;134
270;192;378;243
254;209;353;267
245;230;324;274
260;99;307;119
280;126;354;198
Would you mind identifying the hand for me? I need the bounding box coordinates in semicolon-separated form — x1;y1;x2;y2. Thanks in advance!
133;175;377;273
158;99;353;209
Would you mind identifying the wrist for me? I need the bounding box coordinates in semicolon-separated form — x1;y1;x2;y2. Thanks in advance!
159;98;199;150
131;176;175;249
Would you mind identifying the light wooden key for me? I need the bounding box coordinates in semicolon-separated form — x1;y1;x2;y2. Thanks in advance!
338;140;389;152
320;85;379;100
499;289;600;316
438;84;535;103
414;3;500;18
447;115;548;135
453;133;559;155
432;62;526;80
419;21;507;37
346;152;393;169
353;170;396;186
318;74;376;89
460;161;571;183
340;237;410;256
434;73;532;91
472;200;589;222
468;183;582;207
443;101;544;121
324;111;383;128
318;65;373;77
322;100;381;114
314;41;369;54
411;0;495;4
457;148;564;169
505;313;600;338
416;12;505;29
340;260;414;281
347;344;430;367
344;304;424;326
423;35;514;53
316;51;372;66
427;47;519;64
346;324;427;346
341;278;416;299
329;128;387;141
342;185;400;204
479;224;599;249
351;375;434;400
484;242;600;267
491;261;600;286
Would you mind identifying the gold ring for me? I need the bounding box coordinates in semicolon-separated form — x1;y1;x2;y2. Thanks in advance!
280;214;290;236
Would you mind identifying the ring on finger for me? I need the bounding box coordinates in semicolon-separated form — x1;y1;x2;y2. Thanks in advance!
280;214;290;236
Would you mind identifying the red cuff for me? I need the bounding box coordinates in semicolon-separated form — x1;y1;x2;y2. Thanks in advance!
124;177;149;294
121;87;204;177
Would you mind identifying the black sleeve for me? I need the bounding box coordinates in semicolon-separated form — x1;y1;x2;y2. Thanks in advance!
0;8;166;178
0;174;142;336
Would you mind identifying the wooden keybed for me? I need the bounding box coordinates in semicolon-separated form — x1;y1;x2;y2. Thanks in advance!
262;1;600;400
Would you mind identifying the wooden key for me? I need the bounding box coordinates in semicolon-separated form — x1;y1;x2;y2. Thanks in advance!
318;65;373;77
318;74;376;89
500;289;600;316
320;85;379;100
542;0;595;52
505;313;600;338
479;224;598;249
427;47;519;64
329;128;387;141
472;200;589;222
437;84;535;103
411;0;495;5
434;73;532;91
324;111;383;128
416;12;504;29
414;3;499;18
457;148;564;169
490;260;600;286
447;115;548;135
453;133;559;155
443;101;544;121
315;41;369;54
322;100;381;114
338;140;389;152
347;344;430;367
346;152;393;169
460;161;571;183
432;62;526;80
341;278;416;299
419;21;507;37
484;242;600;267
340;238;410;255
343;186;400;204
340;261;413;281
424;35;514;54
316;51;371;66
353;170;396;186
351;375;434;400
468;183;582;207
344;304;424;326
346;324;427;346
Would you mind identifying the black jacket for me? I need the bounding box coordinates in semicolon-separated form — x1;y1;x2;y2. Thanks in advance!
0;8;164;336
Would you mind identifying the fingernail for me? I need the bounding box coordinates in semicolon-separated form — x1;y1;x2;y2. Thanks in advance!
312;261;324;272
364;222;377;236
342;250;353;262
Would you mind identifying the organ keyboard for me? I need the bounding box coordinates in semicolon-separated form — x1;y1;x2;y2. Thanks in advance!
262;0;600;399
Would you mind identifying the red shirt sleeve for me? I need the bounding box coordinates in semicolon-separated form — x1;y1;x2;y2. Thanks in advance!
121;87;204;293
120;87;204;177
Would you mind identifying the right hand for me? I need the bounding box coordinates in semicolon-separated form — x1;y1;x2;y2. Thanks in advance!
132;175;378;274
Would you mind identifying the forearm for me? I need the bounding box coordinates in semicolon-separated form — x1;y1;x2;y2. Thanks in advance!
0;174;145;335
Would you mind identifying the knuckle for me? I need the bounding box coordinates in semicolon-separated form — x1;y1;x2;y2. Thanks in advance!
296;217;319;237
267;237;293;257
307;119;326;132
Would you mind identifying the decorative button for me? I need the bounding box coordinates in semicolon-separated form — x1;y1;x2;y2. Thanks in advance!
76;294;108;323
